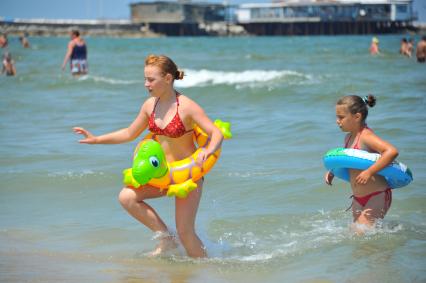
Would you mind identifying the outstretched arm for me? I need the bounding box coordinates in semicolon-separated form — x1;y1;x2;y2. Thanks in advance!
356;131;398;185
73;102;150;144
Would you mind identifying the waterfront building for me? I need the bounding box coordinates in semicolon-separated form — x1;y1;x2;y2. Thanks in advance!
235;0;416;35
130;1;227;35
0;0;418;36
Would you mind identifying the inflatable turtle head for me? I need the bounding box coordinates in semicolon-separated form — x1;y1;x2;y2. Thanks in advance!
132;140;168;185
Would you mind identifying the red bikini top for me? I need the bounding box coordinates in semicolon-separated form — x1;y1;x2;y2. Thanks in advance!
344;125;372;149
148;93;193;138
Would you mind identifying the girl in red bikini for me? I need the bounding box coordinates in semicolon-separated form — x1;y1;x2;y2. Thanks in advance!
73;55;223;258
324;95;399;233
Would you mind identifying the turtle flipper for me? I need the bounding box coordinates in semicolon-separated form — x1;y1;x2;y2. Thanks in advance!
167;179;198;198
123;168;141;188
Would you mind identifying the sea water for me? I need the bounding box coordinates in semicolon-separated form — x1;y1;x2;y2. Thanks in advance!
0;35;425;283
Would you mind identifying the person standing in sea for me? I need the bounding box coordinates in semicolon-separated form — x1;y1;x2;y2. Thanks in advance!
19;34;30;48
61;30;88;75
73;55;223;258
416;36;426;63
2;51;17;76
325;95;398;235
399;38;410;57
0;33;8;49
369;37;380;55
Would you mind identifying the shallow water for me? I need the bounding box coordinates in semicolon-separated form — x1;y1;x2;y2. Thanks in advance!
1;35;425;283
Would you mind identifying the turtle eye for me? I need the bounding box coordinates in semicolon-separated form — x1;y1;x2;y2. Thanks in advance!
149;156;159;168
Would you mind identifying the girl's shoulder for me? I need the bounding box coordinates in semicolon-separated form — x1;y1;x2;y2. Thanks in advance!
177;94;204;115
177;92;189;101
141;96;156;112
361;127;376;138
178;93;196;107
68;40;76;49
359;128;381;151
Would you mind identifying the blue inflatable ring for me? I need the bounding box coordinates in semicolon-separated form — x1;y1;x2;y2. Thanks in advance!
323;148;413;189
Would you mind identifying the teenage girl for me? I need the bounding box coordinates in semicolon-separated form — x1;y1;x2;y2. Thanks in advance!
73;55;224;258
324;95;398;232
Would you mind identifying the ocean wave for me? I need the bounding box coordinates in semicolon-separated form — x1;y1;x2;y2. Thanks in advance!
68;69;316;88
175;69;317;88
77;75;140;85
47;170;103;178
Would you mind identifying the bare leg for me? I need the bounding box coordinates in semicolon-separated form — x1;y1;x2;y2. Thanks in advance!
351;202;373;235
175;179;207;258
352;200;371;224
352;190;392;235
118;186;177;255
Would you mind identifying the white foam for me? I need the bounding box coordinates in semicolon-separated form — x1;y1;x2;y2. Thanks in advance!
238;253;274;261
73;69;315;88
78;75;140;85
47;170;102;178
175;69;314;88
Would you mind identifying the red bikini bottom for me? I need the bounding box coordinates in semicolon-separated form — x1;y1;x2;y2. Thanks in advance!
353;188;392;207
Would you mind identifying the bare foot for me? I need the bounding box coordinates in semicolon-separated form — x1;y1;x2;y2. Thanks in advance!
351;223;370;236
149;232;178;257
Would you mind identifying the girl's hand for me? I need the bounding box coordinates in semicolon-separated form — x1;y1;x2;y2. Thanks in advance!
195;148;209;166
324;171;334;185
73;127;98;144
355;170;373;185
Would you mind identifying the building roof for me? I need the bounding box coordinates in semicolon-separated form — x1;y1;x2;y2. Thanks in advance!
130;1;224;7
240;0;412;8
272;0;412;3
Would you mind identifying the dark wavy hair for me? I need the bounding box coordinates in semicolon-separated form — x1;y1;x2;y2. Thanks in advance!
337;94;376;122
